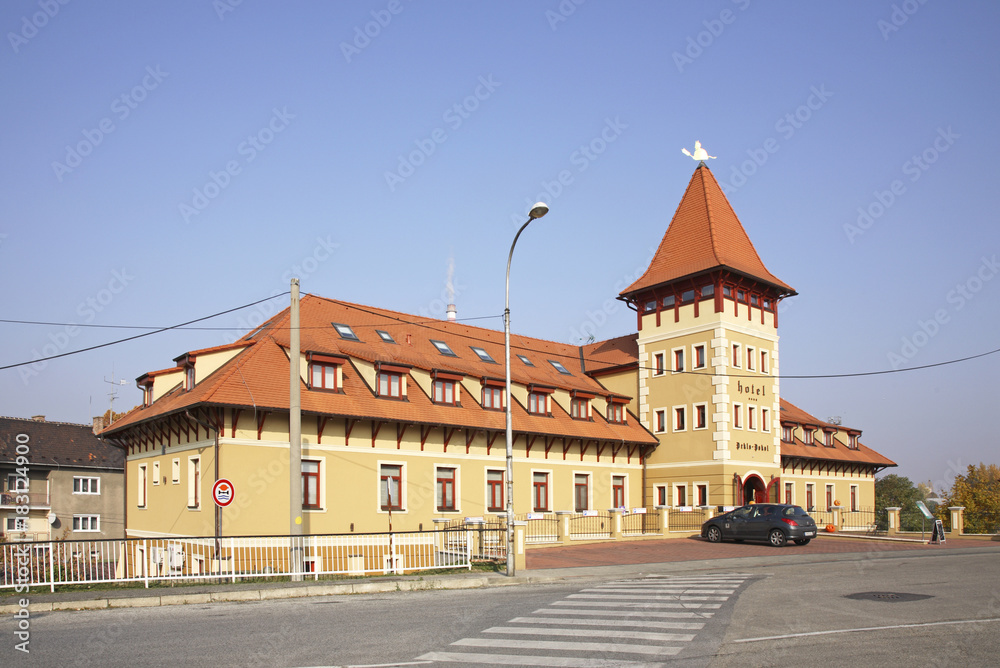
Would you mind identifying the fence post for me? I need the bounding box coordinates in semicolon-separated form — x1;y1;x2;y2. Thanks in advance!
885;507;901;536
48;541;56;592
513;521;527;572
831;506;841;530
949;506;965;534
657;505;669;534
143;539;150;588
229;537;236;583
609;508;623;540
466;530;473;570
556;511;572;544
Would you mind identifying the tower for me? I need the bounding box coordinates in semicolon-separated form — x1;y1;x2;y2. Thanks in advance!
619;162;796;508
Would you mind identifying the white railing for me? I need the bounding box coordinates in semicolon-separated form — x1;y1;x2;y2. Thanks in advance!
0;529;478;592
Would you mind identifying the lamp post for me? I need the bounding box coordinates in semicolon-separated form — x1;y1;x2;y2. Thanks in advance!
505;201;549;577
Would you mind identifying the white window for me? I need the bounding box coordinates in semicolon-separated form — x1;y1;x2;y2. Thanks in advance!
694;403;708;430
380;463;404;511
672;347;685;373
653;352;665;376
760;350;769;374
693;344;707;370
171;458;180;484
673;406;687;432
73;515;100;532
137;464;147;508
747;346;755;371
733;403;743;429
73;476;100;494
7;517;27;531
187;456;201;509
152;461;160;486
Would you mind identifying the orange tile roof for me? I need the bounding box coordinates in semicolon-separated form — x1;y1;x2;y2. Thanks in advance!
105;295;657;446
621;164;795;297
582;334;638;373
779;398;896;468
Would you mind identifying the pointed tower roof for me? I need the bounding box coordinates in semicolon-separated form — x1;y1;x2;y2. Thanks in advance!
621;163;795;297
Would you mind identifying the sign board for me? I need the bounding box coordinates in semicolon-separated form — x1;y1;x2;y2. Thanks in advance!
631;507;647;514
916;500;934;520
582;510;599;517
525;512;544;520
212;479;235;507
678;505;693;512
931;519;946;544
464;516;484;523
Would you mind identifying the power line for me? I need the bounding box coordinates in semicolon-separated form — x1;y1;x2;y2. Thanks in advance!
0;293;290;372
0;313;502;331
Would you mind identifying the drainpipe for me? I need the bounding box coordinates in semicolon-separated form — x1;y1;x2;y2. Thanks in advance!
186;411;220;554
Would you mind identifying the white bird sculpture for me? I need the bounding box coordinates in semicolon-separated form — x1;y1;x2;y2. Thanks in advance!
682;141;716;161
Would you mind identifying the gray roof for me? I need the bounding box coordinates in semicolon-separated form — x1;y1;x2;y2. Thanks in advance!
0;416;124;471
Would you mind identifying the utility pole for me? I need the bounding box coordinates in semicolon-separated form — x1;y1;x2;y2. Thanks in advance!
289;279;303;581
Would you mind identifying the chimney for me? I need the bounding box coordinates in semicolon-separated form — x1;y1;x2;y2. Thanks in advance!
31;415;45;422
92;415;107;434
446;303;457;321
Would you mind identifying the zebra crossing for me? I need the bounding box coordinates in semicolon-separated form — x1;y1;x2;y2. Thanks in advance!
415;573;751;666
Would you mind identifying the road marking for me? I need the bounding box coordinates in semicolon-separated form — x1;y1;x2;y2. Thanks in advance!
551;600;721;609
416;652;667;666
482;626;696;642
451;637;682;656
535;607;714;619
509;616;706;630
735;617;1000;643
573;592;730;601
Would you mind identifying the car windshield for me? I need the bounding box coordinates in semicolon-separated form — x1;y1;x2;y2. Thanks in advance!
782;506;809;517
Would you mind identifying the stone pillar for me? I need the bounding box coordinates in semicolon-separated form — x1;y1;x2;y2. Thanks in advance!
885;507;901;535
949;506;965;534
831;506;841;530
609;508;623;539
513;521;527;572
556;511;573;545
657;506;669;533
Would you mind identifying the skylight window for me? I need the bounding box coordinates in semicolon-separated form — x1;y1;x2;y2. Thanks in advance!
471;347;496;363
376;330;395;343
517;354;534;367
430;340;457;357
548;360;571;375
332;323;359;341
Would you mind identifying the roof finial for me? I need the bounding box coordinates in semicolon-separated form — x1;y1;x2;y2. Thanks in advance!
681;140;716;162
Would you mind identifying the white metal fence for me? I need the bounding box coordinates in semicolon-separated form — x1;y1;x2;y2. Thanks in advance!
1;529;485;592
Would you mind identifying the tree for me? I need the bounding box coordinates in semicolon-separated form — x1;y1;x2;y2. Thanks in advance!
944;464;1000;534
875;474;925;531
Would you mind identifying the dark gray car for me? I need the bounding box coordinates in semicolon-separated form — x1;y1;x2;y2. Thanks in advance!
701;503;818;547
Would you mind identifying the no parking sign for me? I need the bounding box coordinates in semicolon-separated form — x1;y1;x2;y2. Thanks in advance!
212;478;235;507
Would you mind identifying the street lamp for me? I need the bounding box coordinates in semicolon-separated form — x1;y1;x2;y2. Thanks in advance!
505;201;549;577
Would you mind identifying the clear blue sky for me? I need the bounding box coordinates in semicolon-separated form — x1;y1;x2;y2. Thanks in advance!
2;1;998;492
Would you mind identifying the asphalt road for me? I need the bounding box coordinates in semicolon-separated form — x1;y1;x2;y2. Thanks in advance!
4;549;998;667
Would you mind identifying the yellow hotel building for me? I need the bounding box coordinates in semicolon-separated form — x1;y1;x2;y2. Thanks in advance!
104;163;894;538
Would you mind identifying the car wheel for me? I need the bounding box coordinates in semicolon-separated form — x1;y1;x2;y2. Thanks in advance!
706;526;722;543
793;538;810;546
768;528;787;547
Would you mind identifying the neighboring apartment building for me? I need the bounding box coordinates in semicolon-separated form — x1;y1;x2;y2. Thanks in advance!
0;416;125;542
103;161;895;539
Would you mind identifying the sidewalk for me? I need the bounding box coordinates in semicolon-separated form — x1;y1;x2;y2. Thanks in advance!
3;534;997;615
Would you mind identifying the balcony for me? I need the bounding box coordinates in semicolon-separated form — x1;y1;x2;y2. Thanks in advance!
0;531;51;543
0;491;51;508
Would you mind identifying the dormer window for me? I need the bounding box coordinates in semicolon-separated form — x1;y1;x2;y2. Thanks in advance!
332;323;359;341
607;397;628;424
377;365;408;399
482;385;504;410
570;397;591;420
430;340;457;357
433;379;457;405
823;430;836;447
781;425;793;442
141;383;153;407
309;354;344;391
849;433;859;449
803;428;814;445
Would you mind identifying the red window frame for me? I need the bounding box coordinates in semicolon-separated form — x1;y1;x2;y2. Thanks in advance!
674;407;686;431
782;425;793;442
733;404;742;429
657;486;667;506
694;345;706;369
570;398;588;420
607;402;625;424
806;484;814;511
380;465;402;510
803;428;814;445
138;465;147;508
574;474;589;512
654;352;665;375
612;476;625;508
655;409;665;432
826;485;834;511
676;485;686;507
436;467;456;511
432;379;457;405
732;344;741;368
784;482;793;505
486;470;504;512
482;386;503;410
532;472;549;512
528;392;547;415
379;371;402;398
697;484;707;506
302;460;320;509
748;406;756;431
674;349;685;372
850;486;858;512
695;404;707;429
310;362;338;391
